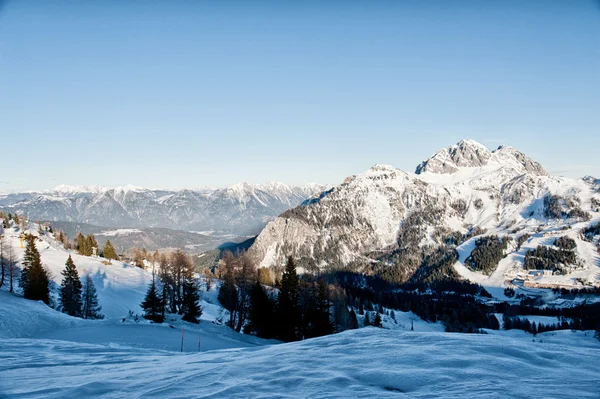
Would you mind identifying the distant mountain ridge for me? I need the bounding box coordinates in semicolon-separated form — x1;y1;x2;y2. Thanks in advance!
0;182;327;236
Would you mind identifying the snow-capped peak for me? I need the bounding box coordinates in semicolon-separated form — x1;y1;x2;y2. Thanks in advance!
51;184;106;195
415;139;492;175
415;139;545;177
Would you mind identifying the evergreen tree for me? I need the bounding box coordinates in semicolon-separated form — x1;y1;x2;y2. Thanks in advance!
20;235;50;304
82;274;103;319
103;240;119;260
181;278;202;323
59;255;83;317
373;312;383;328
364;312;371;326
349;308;359;329
309;280;334;337
276;256;300;341
217;252;238;327
141;278;163;322
245;281;275;338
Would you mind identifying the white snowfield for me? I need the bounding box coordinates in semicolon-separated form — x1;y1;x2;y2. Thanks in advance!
1;326;599;398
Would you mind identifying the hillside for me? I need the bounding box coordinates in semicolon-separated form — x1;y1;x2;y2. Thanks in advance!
0;182;326;236
249;139;600;289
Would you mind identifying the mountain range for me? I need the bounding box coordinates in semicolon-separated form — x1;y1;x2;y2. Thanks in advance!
0;182;326;236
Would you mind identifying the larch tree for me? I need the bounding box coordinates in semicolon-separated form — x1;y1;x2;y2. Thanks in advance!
59;255;83;317
5;243;19;293
102;240;119;260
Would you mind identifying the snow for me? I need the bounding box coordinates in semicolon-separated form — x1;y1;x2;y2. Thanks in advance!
1;323;599;398
98;228;143;237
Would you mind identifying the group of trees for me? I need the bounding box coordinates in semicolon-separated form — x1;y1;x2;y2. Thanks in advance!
554;236;576;251
543;194;591;221
76;233;98;256
219;254;338;342
0;212;27;231
140;249;202;323
58;255;103;319
502;316;580;335
465;235;509;275
524;245;577;273
338;272;497;333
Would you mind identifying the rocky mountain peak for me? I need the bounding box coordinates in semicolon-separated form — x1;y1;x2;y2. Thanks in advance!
415;139;492;174
415;139;546;176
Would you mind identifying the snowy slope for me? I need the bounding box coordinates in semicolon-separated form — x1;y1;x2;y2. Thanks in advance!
1;226;152;318
0;290;274;352
1;327;599;398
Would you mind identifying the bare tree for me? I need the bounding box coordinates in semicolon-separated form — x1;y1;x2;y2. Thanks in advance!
5;243;19;293
0;235;6;288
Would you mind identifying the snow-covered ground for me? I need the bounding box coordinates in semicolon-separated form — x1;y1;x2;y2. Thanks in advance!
1;324;599;398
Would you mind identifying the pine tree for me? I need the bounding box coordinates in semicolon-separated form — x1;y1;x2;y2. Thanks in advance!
20;235;50;304
217;252;238;327
276;256;300;341
102;240;119;260
364;312;371;327
309;280;334;337
349;308;359;329
141;278;163;322
181;278;202;324
82;274;103;319
373;312;383;328
245;281;275;338
59;255;83;317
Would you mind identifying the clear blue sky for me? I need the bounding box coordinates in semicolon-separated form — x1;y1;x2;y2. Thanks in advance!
0;0;598;191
